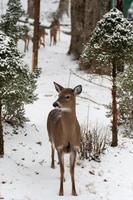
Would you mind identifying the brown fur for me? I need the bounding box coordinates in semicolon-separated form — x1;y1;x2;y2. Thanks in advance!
50;23;60;45
22;32;30;52
38;26;48;47
22;27;48;52
47;82;82;196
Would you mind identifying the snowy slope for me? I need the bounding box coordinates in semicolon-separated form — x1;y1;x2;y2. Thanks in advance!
1;30;133;200
0;1;133;200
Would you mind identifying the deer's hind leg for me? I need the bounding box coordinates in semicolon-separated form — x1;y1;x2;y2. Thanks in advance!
70;150;77;196
53;33;57;45
57;148;64;196
50;33;52;46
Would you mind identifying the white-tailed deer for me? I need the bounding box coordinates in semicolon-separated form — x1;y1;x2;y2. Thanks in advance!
22;31;30;52
47;82;82;196
22;27;48;51
50;20;60;45
38;26;48;47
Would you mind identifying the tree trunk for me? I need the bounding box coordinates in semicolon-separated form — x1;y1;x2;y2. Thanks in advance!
0;101;4;157
57;0;70;18
100;0;111;17
32;0;40;72
68;0;86;58
116;0;123;11
111;62;118;147
69;0;111;59
27;0;34;19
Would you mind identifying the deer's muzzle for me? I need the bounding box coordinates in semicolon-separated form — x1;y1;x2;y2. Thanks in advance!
53;101;60;108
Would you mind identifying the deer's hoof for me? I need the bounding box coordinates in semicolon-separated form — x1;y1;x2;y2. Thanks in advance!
72;191;78;196
59;191;64;196
51;165;55;169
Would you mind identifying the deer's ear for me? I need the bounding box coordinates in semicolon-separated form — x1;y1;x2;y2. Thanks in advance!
74;85;82;95
54;82;64;93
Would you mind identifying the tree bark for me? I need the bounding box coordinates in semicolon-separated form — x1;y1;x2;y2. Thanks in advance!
32;0;40;72
27;0;34;19
111;62;118;147
57;0;70;18
100;0;111;17
0;101;4;157
68;0;86;58
116;0;123;11
69;0;110;59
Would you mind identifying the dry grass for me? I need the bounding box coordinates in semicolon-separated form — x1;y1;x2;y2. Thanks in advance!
79;124;109;162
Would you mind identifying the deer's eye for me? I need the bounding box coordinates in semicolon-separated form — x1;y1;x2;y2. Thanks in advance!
65;95;70;99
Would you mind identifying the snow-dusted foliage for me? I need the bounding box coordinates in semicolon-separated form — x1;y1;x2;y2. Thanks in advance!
81;8;133;140
0;0;25;43
0;31;39;126
117;65;133;133
81;8;133;71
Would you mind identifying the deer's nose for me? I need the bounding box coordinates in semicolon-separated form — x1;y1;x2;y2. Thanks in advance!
53;101;60;108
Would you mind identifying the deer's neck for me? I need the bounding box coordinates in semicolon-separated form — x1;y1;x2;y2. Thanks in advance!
61;108;77;124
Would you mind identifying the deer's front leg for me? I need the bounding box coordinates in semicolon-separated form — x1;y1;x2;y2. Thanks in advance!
50;34;52;46
43;35;45;46
58;149;64;196
24;41;26;52
70;150;77;196
51;144;55;169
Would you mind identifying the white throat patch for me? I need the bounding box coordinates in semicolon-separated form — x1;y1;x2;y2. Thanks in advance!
58;107;71;112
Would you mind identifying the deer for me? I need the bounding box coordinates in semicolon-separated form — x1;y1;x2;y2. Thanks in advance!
50;20;60;46
22;31;30;52
47;82;82;196
38;26;48;47
22;26;48;51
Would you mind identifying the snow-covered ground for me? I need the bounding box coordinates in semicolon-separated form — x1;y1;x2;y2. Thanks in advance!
0;1;133;200
0;24;133;200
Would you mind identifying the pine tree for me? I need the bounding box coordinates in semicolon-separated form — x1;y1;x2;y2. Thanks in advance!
81;8;133;146
0;31;39;156
117;65;133;134
0;0;25;43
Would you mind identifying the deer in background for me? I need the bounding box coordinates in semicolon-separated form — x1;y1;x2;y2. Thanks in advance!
50;19;60;45
38;26;48;47
22;30;30;52
21;26;48;52
47;82;82;196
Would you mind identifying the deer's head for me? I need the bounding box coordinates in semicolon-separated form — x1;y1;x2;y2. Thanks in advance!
53;82;82;111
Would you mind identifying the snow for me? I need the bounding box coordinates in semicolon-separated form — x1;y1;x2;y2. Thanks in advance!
0;1;133;200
